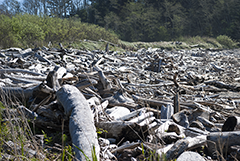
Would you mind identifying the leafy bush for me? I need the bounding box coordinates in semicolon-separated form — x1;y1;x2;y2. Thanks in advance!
0;14;119;48
216;35;234;48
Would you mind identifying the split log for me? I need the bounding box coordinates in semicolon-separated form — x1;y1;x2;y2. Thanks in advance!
161;104;174;120
189;121;205;131
156;120;185;136
165;139;189;160
56;84;100;161
172;109;190;128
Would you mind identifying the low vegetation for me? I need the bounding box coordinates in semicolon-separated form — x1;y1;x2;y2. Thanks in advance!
0;14;119;48
0;14;239;50
0;100;77;160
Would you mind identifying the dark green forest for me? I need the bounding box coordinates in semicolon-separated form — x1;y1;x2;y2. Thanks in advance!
0;0;240;43
79;0;240;42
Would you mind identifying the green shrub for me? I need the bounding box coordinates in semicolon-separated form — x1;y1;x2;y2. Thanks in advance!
216;35;234;48
0;14;119;48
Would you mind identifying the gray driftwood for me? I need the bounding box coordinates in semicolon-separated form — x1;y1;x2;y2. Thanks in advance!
207;131;240;156
165;139;189;160
56;84;100;161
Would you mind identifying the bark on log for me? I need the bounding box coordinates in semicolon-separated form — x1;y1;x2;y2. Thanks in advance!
56;84;100;161
174;92;180;113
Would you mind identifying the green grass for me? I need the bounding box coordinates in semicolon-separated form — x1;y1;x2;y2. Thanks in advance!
0;14;239;50
70;36;238;53
0;98;76;160
178;35;238;49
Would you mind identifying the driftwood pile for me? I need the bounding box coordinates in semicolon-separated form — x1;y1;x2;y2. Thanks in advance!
1;44;240;160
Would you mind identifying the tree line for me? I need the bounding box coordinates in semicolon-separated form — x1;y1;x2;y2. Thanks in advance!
0;0;240;42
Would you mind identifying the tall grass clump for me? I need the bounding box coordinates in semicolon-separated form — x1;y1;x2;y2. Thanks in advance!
0;14;119;48
0;92;75;160
216;35;234;49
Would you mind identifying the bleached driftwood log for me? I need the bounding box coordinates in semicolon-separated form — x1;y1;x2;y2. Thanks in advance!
0;83;54;102
56;84;100;161
207;131;240;155
165;139;189;160
0;68;45;76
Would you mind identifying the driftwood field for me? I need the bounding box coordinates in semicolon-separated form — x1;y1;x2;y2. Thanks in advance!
1;43;240;161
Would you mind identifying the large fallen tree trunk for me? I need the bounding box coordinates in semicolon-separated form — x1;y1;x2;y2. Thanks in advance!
207;131;240;156
56;84;100;161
